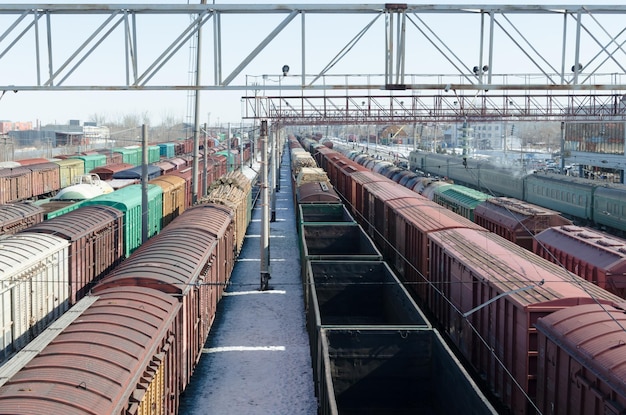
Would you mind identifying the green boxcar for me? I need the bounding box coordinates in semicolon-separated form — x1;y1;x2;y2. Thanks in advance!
158;143;176;158
148;145;161;163
432;184;492;221
53;159;85;188
44;200;85;220
79;184;163;256
69;154;107;174
112;147;140;166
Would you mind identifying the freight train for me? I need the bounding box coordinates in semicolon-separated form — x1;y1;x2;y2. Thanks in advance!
288;136;498;415
408;150;626;235
297;135;626;415
330;143;626;300
0;166;251;368
0;171;254;414
0;137;250;205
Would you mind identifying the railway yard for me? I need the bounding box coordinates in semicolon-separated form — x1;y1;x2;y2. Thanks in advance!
0;132;624;414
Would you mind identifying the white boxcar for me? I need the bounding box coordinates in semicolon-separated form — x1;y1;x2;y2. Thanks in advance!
0;232;69;362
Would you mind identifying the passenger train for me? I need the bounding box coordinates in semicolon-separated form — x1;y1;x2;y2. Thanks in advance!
409;150;626;234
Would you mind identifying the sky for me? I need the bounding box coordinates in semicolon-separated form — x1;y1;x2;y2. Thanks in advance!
0;1;625;128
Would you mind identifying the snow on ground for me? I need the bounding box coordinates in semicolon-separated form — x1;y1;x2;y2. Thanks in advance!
178;152;318;415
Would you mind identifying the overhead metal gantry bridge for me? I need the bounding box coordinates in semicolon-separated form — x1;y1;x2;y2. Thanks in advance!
1;3;626;123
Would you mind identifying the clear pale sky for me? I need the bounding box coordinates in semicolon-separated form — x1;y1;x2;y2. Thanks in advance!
0;0;624;128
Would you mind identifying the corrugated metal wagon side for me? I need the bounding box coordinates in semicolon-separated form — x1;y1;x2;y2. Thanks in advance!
428;228;623;415
535;304;626;415
0;233;69;364
93;203;234;393
0;167;32;203
0;203;44;236
25;205;124;305
0;287;182;415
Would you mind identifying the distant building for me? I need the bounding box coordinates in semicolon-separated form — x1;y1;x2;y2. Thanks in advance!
7;120;110;148
0;120;32;134
564;119;626;183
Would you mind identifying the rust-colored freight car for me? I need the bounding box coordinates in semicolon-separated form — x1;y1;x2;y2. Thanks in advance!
343;171;387;218
316;147;368;205
385;198;486;301
0;286;183;415
93;203;235;392
0;203;44;235
296;181;341;204
25;205;124;305
93;148;124;165
26;162;62;198
361;180;427;253
427;228;623;415
535;304;626;415
0;167;32;203
90;162;134;180
474;197;572;250
533;225;626;297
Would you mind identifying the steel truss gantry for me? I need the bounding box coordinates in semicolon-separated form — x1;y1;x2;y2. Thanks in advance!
1;4;626;122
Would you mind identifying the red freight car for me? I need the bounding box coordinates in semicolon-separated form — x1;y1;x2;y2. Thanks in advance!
0;286;183;415
533;225;626;297
93;203;235;392
0;203;44;235
361;180;427;254
90;162;134;180
475;197;572;250
26;162;62;198
427;228;622;415
535;303;626;415
25;205;124;304
0;167;33;203
385;198;486;301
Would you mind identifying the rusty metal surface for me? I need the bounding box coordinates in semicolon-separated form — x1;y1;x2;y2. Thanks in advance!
0;287;180;415
296;181;341;204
